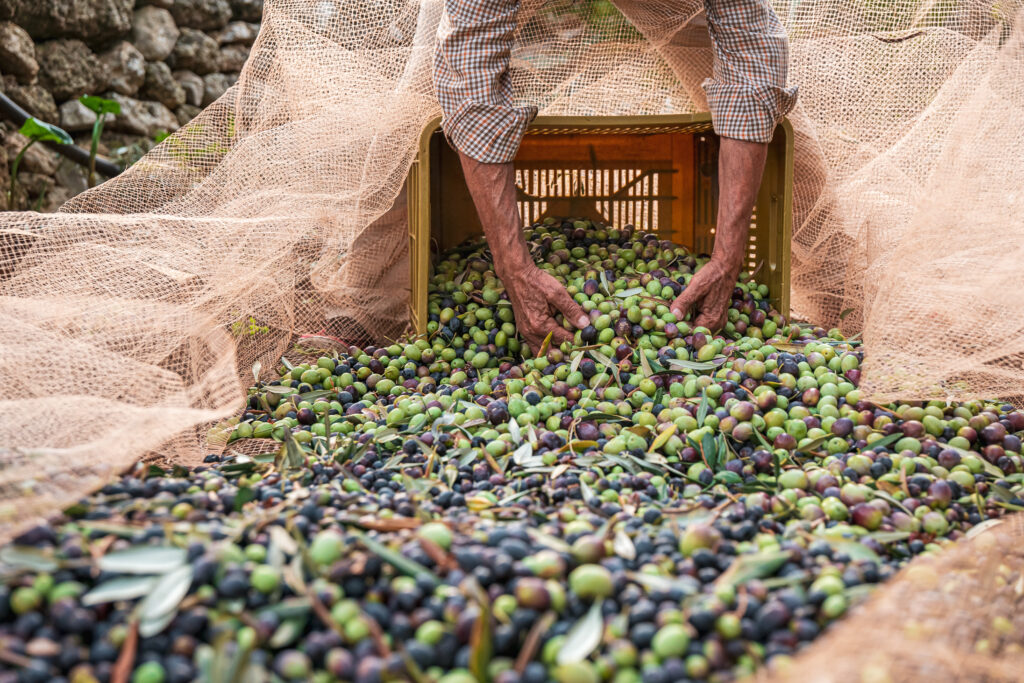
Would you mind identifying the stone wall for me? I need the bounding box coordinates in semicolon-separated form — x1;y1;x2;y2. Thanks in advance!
0;0;261;210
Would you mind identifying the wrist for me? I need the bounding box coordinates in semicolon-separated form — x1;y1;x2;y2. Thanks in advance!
494;252;535;283
709;251;744;274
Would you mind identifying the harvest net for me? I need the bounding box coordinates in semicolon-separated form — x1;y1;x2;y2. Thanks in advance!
1;0;1023;672
769;513;1024;682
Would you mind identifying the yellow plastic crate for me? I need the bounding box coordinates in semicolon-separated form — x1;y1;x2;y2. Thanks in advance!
407;113;794;334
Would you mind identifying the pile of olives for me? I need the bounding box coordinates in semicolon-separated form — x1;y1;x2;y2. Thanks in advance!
1;219;1021;683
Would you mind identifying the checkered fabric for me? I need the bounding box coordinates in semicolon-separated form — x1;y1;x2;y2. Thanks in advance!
434;0;799;163
433;0;538;164
701;0;798;144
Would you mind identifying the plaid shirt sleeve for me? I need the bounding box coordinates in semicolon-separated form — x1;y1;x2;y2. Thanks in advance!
433;0;797;163
701;0;798;143
433;0;537;164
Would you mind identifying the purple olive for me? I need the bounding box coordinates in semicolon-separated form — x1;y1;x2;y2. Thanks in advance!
831;418;854;437
850;503;882;530
928;480;953;508
982;422;1008;445
937;449;961;469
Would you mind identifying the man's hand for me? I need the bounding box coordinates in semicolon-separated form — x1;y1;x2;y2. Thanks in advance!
670;137;769;332
456;152;589;351
501;264;588;350
670;257;741;332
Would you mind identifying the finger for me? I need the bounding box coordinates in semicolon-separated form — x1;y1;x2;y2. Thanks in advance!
524;322;570;351
521;332;541;354
550;287;589;330
546;323;574;345
670;285;702;321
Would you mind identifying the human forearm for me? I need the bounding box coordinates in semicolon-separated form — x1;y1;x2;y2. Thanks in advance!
713;136;768;272
669;137;768;330
460;158;533;280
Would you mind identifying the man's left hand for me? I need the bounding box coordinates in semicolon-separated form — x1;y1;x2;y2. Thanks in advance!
670;257;740;332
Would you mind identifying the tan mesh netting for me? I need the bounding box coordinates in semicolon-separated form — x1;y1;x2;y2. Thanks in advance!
1;0;1023;612
769;513;1024;682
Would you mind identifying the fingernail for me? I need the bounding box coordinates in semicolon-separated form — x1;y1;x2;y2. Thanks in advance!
576;316;589;329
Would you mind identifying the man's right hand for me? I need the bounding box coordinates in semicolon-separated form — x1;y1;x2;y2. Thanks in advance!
456;151;589;352
500;262;589;350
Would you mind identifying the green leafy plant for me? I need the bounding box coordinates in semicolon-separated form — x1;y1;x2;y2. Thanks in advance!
7;118;72;211
79;95;121;188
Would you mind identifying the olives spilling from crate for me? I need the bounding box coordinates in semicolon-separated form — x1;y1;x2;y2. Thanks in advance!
2;219;1022;683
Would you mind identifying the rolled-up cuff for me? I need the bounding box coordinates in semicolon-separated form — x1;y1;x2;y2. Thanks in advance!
442;100;537;164
702;81;798;143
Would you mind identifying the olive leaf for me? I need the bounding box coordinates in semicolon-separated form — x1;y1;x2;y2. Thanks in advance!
508;417;522;445
626;571;698;596
269;617;308;648
526;528;572;553
537;330;554;358
613;529;636;560
796;434;830;454
589;349;620;385
82;575;158;606
136;564;194;635
251;361;262;386
276;431;306;472
139;607;180;639
715;550;791;590
262;597;313;621
638;348;654;378
0;546;58;572
696;390;710;427
587;411;631;424
700;432;719;470
816;538;880;563
666;358;721;373
864;531;911;544
296;389;334;402
221;458;255;476
866;432;903;451
569;350;585;375
871;488;911;515
599;453;637;474
715;470;743;485
557;599;604;665
99;546;187;574
648;424;677;453
981;459;1008;479
511;441;534;466
234;486;257;512
467;579;493;682
267;526;298;569
355;532;440;587
579;478;600;507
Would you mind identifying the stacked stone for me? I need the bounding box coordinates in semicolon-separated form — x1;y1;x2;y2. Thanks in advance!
0;0;262;210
